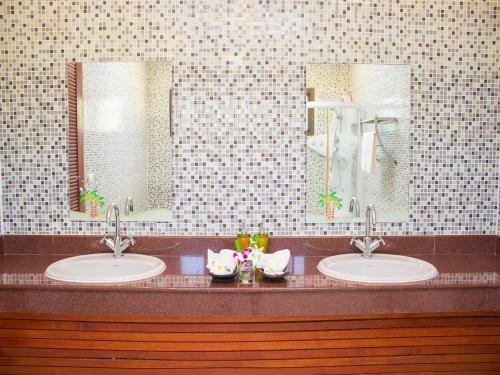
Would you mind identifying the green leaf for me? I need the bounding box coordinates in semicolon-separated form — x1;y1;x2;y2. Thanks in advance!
235;238;243;253
318;193;327;207
318;191;345;209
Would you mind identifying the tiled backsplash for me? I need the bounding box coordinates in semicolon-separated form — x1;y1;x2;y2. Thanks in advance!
146;62;173;210
0;1;497;236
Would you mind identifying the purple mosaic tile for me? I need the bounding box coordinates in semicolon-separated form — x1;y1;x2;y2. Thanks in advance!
0;1;497;237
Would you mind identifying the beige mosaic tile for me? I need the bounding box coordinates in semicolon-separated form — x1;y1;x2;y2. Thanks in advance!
0;0;497;236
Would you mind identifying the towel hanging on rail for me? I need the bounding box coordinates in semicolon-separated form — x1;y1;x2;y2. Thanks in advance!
360;117;398;165
361;131;376;175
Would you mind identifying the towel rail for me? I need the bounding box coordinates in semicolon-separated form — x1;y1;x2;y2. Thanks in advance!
360;116;398;165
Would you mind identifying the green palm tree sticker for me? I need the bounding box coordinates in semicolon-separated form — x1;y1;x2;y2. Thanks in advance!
318;192;343;209
80;188;105;208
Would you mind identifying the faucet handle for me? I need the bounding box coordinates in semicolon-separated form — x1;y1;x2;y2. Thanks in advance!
350;235;358;245
128;234;136;246
377;236;385;246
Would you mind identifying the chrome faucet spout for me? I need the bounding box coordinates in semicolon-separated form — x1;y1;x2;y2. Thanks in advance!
365;204;376;239
349;197;360;217
101;203;135;257
351;204;383;258
108;203;120;239
125;196;134;216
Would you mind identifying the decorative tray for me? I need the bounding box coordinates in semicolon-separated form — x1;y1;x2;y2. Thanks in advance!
209;269;238;281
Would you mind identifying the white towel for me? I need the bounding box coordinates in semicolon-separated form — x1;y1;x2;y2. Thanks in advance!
256;249;291;275
361;131;377;175
207;249;237;275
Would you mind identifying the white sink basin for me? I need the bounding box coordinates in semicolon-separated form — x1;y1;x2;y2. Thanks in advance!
45;253;166;283
318;253;438;284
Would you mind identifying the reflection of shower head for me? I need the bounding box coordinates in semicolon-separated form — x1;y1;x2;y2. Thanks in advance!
334;110;343;121
331;109;343;133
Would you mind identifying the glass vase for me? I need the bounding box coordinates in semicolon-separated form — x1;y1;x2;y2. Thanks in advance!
238;260;254;284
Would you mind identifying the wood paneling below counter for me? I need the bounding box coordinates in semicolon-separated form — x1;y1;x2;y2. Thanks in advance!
0;312;499;374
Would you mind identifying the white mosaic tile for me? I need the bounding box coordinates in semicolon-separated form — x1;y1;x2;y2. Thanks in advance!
0;0;497;236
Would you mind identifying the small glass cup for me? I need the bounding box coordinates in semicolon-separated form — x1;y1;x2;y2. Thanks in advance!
238;260;254;284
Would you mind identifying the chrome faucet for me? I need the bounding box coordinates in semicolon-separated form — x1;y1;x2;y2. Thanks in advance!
350;204;385;258
101;203;135;257
349;197;360;217
125;196;134;216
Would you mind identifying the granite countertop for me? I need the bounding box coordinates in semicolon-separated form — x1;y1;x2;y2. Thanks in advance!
0;253;498;292
0;250;498;317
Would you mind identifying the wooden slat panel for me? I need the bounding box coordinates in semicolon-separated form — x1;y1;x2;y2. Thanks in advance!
66;62;84;212
1;362;500;375
1;312;499;374
2;311;497;323
2;345;499;361
1;353;499;368
364;372;499;375
1;326;499;342
67;61;79;212
1;335;499;351
1;315;498;333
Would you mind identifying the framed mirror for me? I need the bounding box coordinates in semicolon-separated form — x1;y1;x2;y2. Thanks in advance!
305;63;410;223
67;61;173;222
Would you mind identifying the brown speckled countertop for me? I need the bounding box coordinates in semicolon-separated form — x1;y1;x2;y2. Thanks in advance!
0;253;499;291
0;248;498;316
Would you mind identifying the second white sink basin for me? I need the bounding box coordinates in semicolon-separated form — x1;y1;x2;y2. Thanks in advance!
318;253;438;284
45;253;166;283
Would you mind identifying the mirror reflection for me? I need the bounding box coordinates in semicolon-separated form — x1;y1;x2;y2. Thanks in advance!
67;61;173;222
306;63;410;223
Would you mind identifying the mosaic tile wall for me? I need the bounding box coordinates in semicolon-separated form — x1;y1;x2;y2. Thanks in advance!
146;62;173;210
0;0;498;236
83;62;149;215
0;165;2;235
